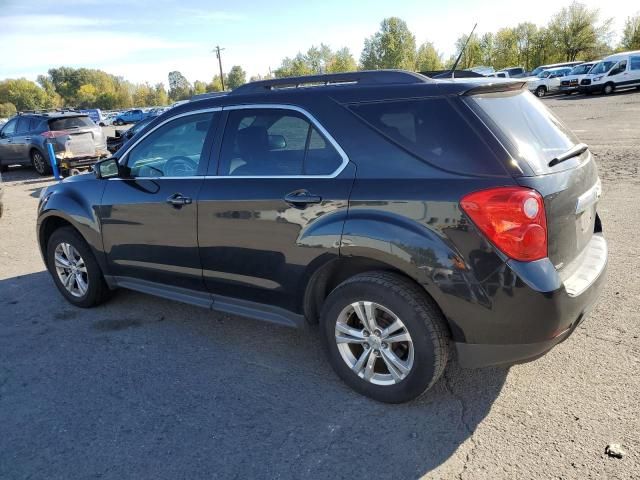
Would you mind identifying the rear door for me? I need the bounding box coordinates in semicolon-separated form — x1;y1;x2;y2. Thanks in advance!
100;109;219;293
197;105;354;313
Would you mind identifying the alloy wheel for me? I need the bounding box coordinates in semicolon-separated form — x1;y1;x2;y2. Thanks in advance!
32;151;46;174
335;301;414;386
54;242;89;297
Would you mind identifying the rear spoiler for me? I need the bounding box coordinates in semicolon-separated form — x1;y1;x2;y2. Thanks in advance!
461;81;527;96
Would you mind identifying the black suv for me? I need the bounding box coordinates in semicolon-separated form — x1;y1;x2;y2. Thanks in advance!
37;71;607;403
0;111;108;175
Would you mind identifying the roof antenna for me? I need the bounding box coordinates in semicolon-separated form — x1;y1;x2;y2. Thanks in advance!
448;23;477;79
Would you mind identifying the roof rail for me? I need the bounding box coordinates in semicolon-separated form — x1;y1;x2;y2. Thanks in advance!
231;69;430;95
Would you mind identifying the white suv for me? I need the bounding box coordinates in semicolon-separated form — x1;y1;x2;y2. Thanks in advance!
527;67;574;97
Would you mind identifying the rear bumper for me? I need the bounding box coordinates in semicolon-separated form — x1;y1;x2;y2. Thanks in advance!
453;233;607;368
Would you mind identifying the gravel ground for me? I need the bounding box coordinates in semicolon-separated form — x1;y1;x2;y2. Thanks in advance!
0;91;639;479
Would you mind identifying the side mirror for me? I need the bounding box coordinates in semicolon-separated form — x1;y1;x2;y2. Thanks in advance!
94;158;121;179
268;134;287;150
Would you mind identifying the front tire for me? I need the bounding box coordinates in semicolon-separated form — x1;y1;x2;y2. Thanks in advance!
46;227;111;308
603;83;614;95
31;149;51;176
320;271;449;403
535;86;546;98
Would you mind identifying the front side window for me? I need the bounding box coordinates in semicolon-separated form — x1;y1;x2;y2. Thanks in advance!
1;118;17;135
609;60;627;75
126;112;214;178
219;108;343;176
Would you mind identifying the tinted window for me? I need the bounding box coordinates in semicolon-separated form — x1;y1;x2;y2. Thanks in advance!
631;56;640;70
1;118;17;135
16;117;30;134
29;118;44;131
49;116;94;130
349;98;503;175
219;108;342;176
467;90;578;175
126;112;213;177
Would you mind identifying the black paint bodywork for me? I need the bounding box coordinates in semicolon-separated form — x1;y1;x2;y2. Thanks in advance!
37;77;607;367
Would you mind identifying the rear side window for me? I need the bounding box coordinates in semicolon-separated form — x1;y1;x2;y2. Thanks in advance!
49;116;94;130
631;56;640;70
466;90;578;175
219;108;343;176
348;98;504;175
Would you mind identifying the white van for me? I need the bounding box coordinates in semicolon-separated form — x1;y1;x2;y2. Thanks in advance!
579;50;640;94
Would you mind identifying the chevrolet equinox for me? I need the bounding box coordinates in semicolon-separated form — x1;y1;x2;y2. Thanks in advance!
37;70;607;403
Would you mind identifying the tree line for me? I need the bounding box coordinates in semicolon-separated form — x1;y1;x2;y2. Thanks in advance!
1;2;638;118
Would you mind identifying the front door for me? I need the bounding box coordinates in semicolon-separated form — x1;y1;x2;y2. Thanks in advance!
0;118;19;165
198;106;355;313
100;110;219;293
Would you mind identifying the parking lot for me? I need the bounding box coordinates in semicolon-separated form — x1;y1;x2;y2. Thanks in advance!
0;92;639;479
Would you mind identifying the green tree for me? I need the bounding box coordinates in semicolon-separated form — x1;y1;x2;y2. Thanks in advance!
326;47;358;73
153;83;169;105
0;102;17;118
514;23;539;70
168;71;192;101
275;53;313;77
621;14;640;50
226;65;247;89
548;2;613;60
415;42;442;71
452;33;482;69
479;33;496;67
0;79;50;111
193;80;207;95
493;28;519;69
360;17;416;70
206;75;226;92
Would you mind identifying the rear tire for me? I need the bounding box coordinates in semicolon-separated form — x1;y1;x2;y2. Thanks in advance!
31;149;51;176
46;226;111;308
320;271;449;403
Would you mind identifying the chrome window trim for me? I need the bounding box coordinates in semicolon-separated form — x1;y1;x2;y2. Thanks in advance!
113;103;350;180
217;103;350;179
116;107;222;166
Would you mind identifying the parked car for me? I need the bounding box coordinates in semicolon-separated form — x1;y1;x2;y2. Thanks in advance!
527;67;574;97
579;51;640;95
488;67;526;78
465;66;495;75
107;116;155;153
37;70;606;403
529;61;584;76
113;109;145;125
0;170;3;217
79;109;104;125
98;112;118;127
559;62;598;94
0;112;109;175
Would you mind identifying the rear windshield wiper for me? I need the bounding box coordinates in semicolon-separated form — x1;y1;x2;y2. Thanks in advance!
548;143;588;167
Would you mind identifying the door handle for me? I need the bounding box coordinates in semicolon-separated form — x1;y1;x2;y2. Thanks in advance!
24;137;31;141
284;190;322;207
166;193;192;207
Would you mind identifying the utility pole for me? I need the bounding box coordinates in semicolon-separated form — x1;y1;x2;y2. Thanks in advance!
213;45;225;90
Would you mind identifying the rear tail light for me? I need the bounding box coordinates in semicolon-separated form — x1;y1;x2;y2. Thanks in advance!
460;187;547;261
41;130;69;139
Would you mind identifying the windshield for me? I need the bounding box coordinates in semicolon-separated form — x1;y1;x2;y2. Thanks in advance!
589;61;615;75
570;64;591;75
467;90;579;175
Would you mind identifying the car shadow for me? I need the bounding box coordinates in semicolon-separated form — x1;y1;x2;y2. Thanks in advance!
0;271;508;479
1;165;52;183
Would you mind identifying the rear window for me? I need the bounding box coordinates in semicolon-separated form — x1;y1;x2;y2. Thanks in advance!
48;116;94;131
348;98;504;175
466;90;578;175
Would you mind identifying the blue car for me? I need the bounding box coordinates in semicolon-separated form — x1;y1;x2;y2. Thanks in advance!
113;109;145;125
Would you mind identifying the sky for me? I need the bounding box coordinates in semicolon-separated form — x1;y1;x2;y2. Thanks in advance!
0;0;636;86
